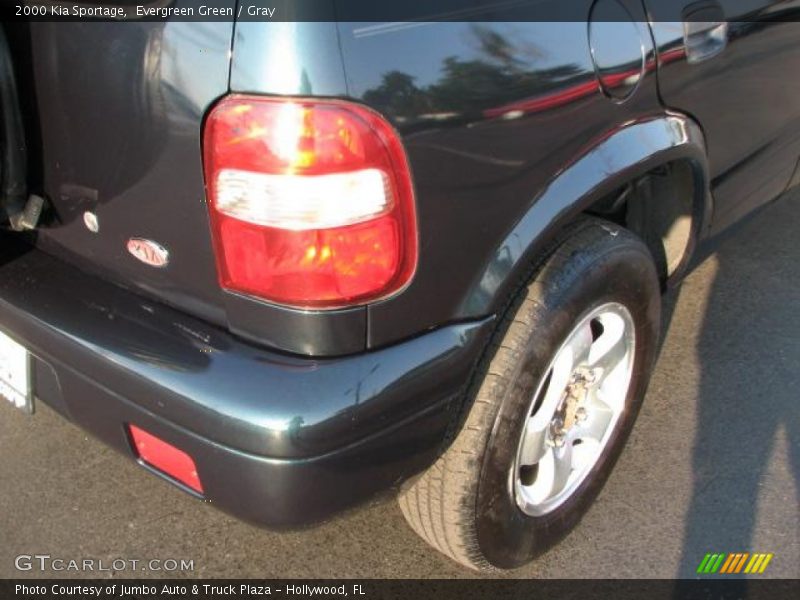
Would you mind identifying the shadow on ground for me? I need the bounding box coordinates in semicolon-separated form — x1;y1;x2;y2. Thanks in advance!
677;191;800;578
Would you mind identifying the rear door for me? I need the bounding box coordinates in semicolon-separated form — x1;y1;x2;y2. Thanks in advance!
646;0;800;232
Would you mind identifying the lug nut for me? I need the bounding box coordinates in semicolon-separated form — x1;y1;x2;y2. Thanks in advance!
576;407;588;422
547;434;565;448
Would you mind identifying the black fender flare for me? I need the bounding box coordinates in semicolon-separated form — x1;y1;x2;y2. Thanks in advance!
461;111;711;318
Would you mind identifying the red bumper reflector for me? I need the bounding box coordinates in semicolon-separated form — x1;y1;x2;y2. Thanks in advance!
128;425;204;494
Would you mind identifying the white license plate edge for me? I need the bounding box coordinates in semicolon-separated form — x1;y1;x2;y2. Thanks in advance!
0;330;31;413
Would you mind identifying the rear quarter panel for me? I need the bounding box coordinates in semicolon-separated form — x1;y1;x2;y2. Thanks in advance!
335;14;667;347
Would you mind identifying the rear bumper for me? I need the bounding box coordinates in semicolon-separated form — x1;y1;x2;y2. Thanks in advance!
0;239;493;526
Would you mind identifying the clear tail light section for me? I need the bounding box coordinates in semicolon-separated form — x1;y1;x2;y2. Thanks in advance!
203;95;417;309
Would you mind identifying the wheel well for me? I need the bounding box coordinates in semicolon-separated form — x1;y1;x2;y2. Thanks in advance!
585;160;701;284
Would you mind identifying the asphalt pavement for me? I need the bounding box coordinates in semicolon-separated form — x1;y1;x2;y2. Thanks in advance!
1;190;798;579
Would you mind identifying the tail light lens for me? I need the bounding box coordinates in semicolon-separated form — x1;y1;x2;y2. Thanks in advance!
203;95;417;309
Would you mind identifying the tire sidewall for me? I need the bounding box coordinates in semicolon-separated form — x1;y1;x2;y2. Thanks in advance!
475;236;660;569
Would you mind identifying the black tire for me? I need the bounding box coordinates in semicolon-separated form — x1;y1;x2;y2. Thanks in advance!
398;218;661;571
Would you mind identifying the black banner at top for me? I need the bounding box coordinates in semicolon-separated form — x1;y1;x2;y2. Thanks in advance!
3;579;800;600
3;0;800;23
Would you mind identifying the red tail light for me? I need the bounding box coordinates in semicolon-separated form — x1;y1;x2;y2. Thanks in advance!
203;95;417;309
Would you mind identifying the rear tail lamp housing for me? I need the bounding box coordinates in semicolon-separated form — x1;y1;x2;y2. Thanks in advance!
203;95;417;309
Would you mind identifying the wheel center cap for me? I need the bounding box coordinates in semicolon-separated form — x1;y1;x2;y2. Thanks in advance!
553;382;584;435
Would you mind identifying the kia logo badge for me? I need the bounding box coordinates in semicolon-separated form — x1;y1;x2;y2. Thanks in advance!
127;238;170;268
